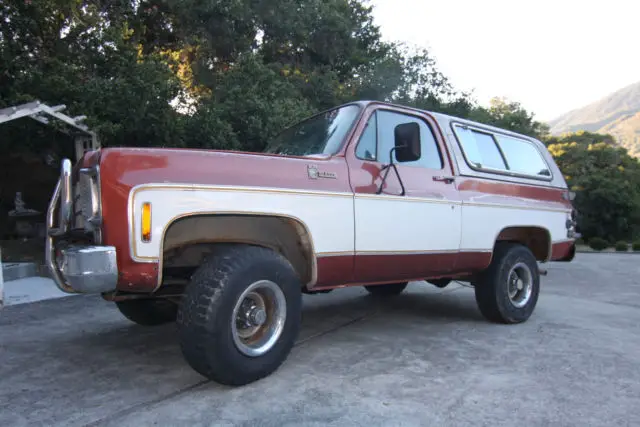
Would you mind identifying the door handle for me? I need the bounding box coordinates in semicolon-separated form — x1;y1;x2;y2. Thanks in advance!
433;176;455;184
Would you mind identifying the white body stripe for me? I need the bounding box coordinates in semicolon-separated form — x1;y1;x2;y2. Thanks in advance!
460;204;568;253
129;184;570;262
354;196;462;252
130;185;354;261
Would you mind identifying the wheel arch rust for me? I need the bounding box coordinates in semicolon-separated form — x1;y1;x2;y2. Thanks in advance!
156;212;318;291
492;225;552;263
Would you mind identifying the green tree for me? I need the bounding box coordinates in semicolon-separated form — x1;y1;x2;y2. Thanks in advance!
547;133;640;241
469;97;550;139
0;0;185;149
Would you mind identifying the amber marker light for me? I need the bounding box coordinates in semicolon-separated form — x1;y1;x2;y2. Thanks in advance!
141;202;152;242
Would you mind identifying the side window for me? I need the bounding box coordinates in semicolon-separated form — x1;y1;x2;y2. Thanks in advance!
376;110;443;169
454;124;552;178
454;126;506;170
495;134;551;177
355;112;377;161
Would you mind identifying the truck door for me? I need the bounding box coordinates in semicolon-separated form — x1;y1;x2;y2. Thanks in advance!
346;105;462;284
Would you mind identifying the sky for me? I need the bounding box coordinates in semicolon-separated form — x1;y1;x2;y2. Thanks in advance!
371;0;640;121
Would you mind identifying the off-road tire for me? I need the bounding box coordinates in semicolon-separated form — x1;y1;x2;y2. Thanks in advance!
364;282;408;297
116;299;178;326
177;244;302;386
474;243;540;324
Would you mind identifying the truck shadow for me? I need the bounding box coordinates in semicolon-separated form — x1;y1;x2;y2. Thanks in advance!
301;287;483;327
0;287;490;425
67;285;484;360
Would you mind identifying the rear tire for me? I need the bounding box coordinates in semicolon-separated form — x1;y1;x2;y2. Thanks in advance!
177;244;302;386
473;243;540;324
364;282;408;297
116;299;178;326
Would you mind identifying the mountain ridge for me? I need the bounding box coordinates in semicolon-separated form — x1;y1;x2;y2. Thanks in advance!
549;81;640;157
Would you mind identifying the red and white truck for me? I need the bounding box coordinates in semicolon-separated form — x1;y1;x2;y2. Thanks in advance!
46;101;577;385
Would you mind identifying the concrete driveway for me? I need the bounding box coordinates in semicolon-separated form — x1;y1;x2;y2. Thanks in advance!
1;253;640;426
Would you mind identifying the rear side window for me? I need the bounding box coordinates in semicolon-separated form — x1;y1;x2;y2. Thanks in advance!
494;134;551;177
454;126;506;170
454;124;551;179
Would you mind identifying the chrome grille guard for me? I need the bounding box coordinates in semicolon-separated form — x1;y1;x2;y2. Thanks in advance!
45;159;77;293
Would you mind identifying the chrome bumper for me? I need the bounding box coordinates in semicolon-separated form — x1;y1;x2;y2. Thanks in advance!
57;245;118;293
46;159;118;294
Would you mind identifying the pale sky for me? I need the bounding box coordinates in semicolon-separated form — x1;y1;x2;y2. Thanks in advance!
371;0;640;120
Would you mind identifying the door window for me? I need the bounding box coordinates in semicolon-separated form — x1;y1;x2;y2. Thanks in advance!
355;112;378;161
355;110;443;170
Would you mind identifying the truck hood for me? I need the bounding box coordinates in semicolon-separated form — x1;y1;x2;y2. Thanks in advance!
96;147;348;193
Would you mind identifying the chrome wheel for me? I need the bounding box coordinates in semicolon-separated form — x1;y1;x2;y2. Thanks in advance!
507;262;533;308
231;280;287;357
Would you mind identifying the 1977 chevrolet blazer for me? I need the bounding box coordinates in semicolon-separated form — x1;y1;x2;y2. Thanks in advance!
46;101;577;385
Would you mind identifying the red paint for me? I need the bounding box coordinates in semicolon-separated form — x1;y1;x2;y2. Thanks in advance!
551;241;576;261
316;256;354;287
353;252;458;283
312;252;492;290
72;101;576;293
457;176;572;210
456;251;493;272
96;147;353;291
341;104;463;282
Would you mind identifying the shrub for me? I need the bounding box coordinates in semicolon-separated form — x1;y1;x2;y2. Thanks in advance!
588;237;609;251
615;241;629;252
575;237;585;246
632;241;640;252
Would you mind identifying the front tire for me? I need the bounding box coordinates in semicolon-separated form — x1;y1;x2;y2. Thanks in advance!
473;243;540;324
116;299;178;326
177;244;302;386
364;282;408;297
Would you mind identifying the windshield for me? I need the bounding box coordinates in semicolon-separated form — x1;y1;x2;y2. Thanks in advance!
263;105;361;157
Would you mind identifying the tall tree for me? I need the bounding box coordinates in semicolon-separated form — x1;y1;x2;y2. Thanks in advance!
547;132;640;241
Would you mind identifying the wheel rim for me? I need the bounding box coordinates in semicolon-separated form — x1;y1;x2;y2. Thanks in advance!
507;262;533;308
231;280;287;357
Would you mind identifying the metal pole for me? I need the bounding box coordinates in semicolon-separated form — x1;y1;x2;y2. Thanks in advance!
0;247;4;309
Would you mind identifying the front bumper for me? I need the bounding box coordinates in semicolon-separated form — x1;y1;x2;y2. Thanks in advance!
46;159;118;294
56;245;118;293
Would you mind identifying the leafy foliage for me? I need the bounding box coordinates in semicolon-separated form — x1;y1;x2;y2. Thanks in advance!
6;0;633;240
545;131;640;241
633;241;640;251
588;237;609;251
470;98;550;138
615;241;629;252
0;0;549;153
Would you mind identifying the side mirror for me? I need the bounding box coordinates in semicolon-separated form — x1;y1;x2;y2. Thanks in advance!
394;122;421;162
376;122;421;197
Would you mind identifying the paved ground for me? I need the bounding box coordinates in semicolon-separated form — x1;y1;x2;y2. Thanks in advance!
2;276;71;306
1;253;640;426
